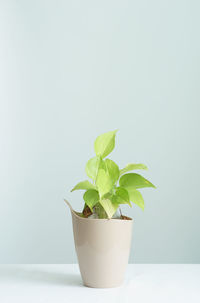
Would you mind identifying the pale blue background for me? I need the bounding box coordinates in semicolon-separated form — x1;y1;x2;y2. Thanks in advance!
0;0;199;263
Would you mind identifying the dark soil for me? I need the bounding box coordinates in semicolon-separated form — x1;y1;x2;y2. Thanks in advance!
81;208;132;220
82;205;92;218
120;215;132;220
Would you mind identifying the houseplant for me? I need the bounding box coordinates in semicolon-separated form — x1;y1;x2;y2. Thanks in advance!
65;130;155;288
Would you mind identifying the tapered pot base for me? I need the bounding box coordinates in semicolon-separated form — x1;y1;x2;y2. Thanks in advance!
65;200;133;288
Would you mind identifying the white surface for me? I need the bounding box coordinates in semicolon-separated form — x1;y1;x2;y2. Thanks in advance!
0;264;199;303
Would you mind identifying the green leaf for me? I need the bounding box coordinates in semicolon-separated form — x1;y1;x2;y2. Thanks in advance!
104;159;120;184
126;188;145;210
83;189;99;211
94;202;108;219
85;156;105;180
71;180;96;192
120;163;148;176
96;169;112;197
94;130;117;158
115;187;132;207
99;198;118;219
119;173;156;189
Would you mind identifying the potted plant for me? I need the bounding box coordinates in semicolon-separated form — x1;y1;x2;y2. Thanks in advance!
65;130;155;288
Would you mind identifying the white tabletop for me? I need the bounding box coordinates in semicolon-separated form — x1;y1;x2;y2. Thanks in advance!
0;264;199;303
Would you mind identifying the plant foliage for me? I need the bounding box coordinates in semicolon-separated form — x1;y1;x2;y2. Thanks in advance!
71;130;156;219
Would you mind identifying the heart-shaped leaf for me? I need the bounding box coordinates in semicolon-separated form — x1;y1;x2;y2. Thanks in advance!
71;180;96;192
126;188;145;210
115;187;132;207
120;163;148;176
119;173;156;189
94;130;117;158
83;189;99;211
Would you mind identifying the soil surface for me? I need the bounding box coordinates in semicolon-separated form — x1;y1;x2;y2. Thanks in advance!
81;208;132;220
120;215;132;220
82;206;92;218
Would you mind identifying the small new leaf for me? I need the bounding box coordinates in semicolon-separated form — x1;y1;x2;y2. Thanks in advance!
83;189;99;211
94;130;117;158
71;180;96;192
120;163;148;176
119;173;156;189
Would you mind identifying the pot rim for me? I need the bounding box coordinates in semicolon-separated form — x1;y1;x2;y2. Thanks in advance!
64;199;133;222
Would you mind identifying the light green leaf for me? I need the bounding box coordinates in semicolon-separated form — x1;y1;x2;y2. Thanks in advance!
99;198;118;219
85;156;105;180
119;173;156;189
94;203;108;219
104;158;120;184
115;187;132;207
83;189;99;211
71;180;96;192
96;169;112;197
120;163;148;176
127;188;145;210
94;130;117;158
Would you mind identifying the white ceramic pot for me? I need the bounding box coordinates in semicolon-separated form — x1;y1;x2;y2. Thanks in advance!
65;200;133;288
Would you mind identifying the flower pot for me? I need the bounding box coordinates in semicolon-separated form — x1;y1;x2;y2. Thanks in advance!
65;200;133;288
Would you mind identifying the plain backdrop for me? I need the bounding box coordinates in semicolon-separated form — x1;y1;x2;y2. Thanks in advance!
0;0;199;264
